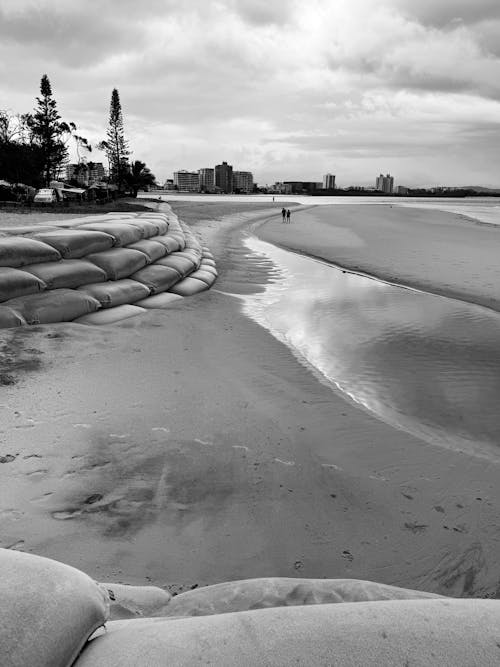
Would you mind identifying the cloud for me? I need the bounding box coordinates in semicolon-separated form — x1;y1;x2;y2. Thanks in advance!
0;0;499;186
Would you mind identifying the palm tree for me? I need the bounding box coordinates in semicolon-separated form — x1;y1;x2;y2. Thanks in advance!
125;160;156;197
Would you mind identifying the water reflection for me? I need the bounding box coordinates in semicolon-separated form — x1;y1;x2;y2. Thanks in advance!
243;237;500;458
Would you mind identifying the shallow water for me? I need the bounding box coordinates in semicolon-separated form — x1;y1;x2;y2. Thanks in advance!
242;236;500;459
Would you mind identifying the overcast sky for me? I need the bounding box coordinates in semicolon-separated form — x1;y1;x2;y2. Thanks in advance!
1;0;500;187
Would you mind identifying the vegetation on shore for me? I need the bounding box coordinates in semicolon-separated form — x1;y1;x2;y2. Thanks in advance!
0;76;156;196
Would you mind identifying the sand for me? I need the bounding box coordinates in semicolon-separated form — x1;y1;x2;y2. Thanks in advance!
0;201;500;601
257;203;500;312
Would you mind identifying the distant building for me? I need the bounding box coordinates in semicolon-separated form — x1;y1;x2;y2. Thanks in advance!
215;161;233;193
88;163;105;183
198;168;215;192
233;171;254;193
396;185;409;195
174;170;199;191
269;182;293;194
322;173;336;190
163;179;175;190
376;174;394;194
283;181;321;195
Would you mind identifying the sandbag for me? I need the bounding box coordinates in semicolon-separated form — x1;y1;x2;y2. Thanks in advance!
175;250;202;265
77;280;151;308
0;237;61;267
167;233;186;250
134;218;168;235
131;265;182;293
188;269;216;287
126;239;167;263
202;252;215;260
21;260;107;290
162;577;442;618
134;292;184;309
86;248;148;281
32;229;115;259
202;258;216;267
100;583;171;621
152;235;182;254
77;222;143;246
5;289;101;324
0;548;108;667
156;255;197;277
0;266;46;302
199;262;218;276
0;305;26;328
73;598;500;667
125;219;160;239
74;304;147;325
169;276;208;296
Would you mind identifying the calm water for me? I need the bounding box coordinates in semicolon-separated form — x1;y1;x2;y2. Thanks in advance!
242;236;500;459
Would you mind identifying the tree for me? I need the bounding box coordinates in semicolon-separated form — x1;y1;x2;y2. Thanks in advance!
125;160;156;197
0;109;44;187
27;75;71;185
102;88;130;189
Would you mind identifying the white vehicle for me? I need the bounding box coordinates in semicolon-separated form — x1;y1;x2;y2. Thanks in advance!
34;188;58;203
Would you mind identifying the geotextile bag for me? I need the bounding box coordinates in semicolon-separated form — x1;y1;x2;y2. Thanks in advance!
156;255;196;277
132;218;168;235
77;280;151;308
0;305;26;328
0;266;46;302
167;233;186;250
0;237;61;267
131;264;182;293
199;261;218;276
86;248;148;281
4;289;101;324
21;259;107;289
0;548;109;667
74;304;147;325
169;276;208;296
134;292;184;309
32;229;115;259
125;219;160;239
77;222;143;246
126;239;167;263
152;235;182;254
188;269;216;287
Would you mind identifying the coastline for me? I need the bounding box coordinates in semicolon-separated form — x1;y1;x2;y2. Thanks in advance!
1;201;500;600
255;203;500;314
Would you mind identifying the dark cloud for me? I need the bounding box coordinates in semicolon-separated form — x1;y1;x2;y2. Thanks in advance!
395;0;500;27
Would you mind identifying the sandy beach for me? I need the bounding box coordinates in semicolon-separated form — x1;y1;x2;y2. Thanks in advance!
1;200;499;600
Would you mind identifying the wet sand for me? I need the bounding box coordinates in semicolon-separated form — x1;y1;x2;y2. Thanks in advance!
1;202;500;599
257;204;500;312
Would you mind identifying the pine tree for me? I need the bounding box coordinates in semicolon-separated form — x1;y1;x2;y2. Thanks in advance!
29;75;70;185
104;88;130;188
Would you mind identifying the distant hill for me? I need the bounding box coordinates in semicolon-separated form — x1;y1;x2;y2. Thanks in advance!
459;186;500;193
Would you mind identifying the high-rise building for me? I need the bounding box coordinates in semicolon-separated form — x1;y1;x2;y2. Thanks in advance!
174;170;199;191
233;171;254;193
88;162;105;183
322;173;335;189
198;168;215;192
376;173;394;193
215;161;233;193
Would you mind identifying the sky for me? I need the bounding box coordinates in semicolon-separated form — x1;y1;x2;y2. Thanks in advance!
1;0;500;188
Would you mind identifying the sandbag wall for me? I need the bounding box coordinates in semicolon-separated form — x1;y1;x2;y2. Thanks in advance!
0;212;217;327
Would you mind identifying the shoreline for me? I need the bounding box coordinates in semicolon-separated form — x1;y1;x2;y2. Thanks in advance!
255;203;500;315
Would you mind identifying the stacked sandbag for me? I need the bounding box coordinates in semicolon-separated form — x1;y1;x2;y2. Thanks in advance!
0;208;216;327
77;280;151;308
31;229;115;258
4;289;100;324
76;222;143;247
75;598;500;666
131;264;182;294
126;239;167;263
20;259;107;290
0;267;46;302
0;236;61;267
74;304;147;325
0;548;109;667
0;305;27;328
85;248;148;281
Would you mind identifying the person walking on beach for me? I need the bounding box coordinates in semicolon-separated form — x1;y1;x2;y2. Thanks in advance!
286;209;291;223
281;207;286;222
